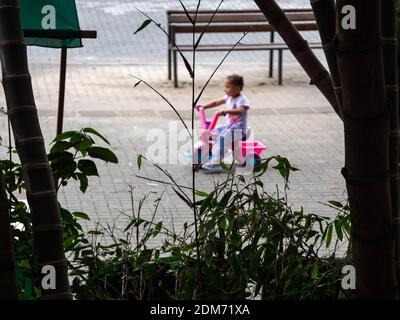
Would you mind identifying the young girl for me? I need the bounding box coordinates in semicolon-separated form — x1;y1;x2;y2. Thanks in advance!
196;74;250;170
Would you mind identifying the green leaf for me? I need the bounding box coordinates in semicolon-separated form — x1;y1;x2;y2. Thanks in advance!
229;255;241;273
88;147;118;163
328;200;343;208
124;219;137;232
53;131;77;142
83;128;110;145
48;151;74;163
195;191;208;197
220;161;231;172
218;190;233;208
155;222;162;233
72;212;91;221
87;230;103;235
180;53;194;78
78;160;99;176
138;249;153;262
70;133;83;146
133;19;152;34
137;154;142;170
325;224;333;248
334;219;343;241
255;180;264;188
50;141;72;154
200;191;214;214
77;138;93;153
76;173;88;193
173;187;192;208
311;263;319;280
341;217;351;235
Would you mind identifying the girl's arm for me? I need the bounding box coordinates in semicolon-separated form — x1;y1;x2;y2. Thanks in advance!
218;105;247;116
196;98;225;110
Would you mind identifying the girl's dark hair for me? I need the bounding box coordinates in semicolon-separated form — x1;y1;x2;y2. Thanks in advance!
226;74;244;90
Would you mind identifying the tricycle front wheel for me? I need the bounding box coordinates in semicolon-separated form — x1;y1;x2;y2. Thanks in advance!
240;152;262;168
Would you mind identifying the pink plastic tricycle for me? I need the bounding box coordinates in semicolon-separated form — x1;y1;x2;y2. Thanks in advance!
194;107;267;168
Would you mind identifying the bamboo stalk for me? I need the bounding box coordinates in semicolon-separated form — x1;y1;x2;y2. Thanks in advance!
336;0;398;299
381;0;400;286
0;0;72;299
0;162;18;300
310;0;343;115
253;0;342;119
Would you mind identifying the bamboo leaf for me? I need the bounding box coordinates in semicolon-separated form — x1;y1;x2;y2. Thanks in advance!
200;191;214;214
341;217;351;235
124;218;137;232
173;187;193;208
179;52;194;78
325;224;333;248
87;230;104;235
133;19;152;34
334;219;343;241
137;154;142;170
311;263;319;280
328;200;343;208
217;190;233;209
229;254;241;273
220;161;231;172
195;191;208;197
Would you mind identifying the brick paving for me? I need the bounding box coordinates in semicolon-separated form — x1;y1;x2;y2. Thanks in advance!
0;0;347;251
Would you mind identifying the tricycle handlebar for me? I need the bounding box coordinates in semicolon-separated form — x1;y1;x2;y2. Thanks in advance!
198;106;220;130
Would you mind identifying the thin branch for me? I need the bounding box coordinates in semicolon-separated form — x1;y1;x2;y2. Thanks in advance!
194;31;249;106
135;174;193;191
194;0;202;24
137;8;194;77
178;0;194;25
194;0;224;49
130;75;191;138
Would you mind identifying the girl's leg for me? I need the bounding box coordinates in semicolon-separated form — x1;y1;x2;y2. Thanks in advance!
212;125;233;163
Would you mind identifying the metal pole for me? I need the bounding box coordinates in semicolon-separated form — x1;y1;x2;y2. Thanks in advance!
56;47;68;135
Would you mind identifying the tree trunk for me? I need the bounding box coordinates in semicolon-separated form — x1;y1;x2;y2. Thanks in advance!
336;0;398;298
381;0;400;284
0;0;72;299
310;0;343;114
253;0;342;119
0;162;18;300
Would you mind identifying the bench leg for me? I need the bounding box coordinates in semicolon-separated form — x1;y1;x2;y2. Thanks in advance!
269;31;275;78
168;47;172;80
173;50;178;88
278;49;283;85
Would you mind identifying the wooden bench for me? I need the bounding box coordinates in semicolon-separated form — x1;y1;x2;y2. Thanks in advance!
167;9;322;87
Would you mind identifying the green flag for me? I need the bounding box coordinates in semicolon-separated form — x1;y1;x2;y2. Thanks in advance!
20;0;82;48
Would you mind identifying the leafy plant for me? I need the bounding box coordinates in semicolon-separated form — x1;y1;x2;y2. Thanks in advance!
65;154;352;300
2;128;118;299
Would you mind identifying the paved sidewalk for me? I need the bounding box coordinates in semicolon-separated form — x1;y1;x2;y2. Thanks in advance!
0;0;347;251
